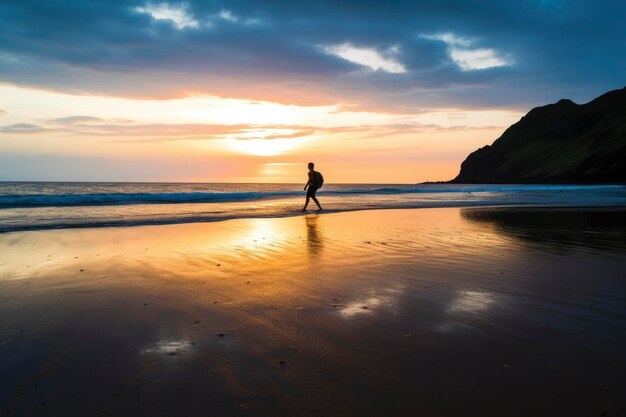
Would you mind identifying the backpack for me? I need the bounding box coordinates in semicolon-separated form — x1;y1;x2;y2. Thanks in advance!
314;171;324;188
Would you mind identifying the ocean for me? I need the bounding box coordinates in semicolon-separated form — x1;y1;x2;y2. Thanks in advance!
1;182;625;232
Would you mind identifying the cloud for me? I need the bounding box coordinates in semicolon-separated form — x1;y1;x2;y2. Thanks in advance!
0;120;255;139
423;33;512;70
323;44;406;73
48;116;105;125
0;118;318;141
134;2;199;29
0;117;499;141
0;1;624;110
0;123;48;133
0;109;5;115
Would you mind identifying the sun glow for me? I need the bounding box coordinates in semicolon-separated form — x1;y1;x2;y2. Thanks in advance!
227;138;303;156
0;84;522;182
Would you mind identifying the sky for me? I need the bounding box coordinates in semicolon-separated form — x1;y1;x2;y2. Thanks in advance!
0;0;624;183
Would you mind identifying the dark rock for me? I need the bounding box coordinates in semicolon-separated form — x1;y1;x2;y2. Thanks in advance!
451;87;626;184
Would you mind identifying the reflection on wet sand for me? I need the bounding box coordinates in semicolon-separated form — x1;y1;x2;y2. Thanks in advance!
461;207;626;252
305;214;323;258
1;207;626;417
448;290;496;313
141;339;196;357
337;284;405;318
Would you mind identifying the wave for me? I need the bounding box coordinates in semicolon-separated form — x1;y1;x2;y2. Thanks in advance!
0;185;623;208
0;191;293;208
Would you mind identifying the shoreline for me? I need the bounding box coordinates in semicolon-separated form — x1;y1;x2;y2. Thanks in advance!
2;202;626;234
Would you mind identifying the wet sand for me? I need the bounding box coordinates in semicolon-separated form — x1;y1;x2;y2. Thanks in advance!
1;207;626;416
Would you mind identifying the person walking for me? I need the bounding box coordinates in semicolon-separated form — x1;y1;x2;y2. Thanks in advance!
302;162;323;211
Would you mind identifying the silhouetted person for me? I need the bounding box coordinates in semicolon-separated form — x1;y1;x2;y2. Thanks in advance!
302;162;323;211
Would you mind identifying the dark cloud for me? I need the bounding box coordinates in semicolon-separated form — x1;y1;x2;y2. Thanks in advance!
0;0;624;111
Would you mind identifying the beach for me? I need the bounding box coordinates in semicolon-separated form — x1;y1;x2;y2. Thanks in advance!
1;207;626;416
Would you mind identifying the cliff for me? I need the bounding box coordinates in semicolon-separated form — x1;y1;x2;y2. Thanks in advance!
452;87;626;183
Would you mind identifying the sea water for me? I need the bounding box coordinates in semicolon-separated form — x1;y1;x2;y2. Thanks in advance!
1;182;625;232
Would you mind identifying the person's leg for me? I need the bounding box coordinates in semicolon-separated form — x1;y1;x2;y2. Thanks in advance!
302;195;310;211
311;196;322;210
309;187;322;210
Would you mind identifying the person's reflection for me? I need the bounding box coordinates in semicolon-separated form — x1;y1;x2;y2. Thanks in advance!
305;214;324;258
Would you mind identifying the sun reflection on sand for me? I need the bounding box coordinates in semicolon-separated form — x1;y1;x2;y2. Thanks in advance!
183;217;287;262
230;218;282;251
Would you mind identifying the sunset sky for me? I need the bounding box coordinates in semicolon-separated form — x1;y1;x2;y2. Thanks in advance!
0;0;624;183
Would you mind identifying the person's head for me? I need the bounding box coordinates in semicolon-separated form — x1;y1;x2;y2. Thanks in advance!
308;162;314;170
